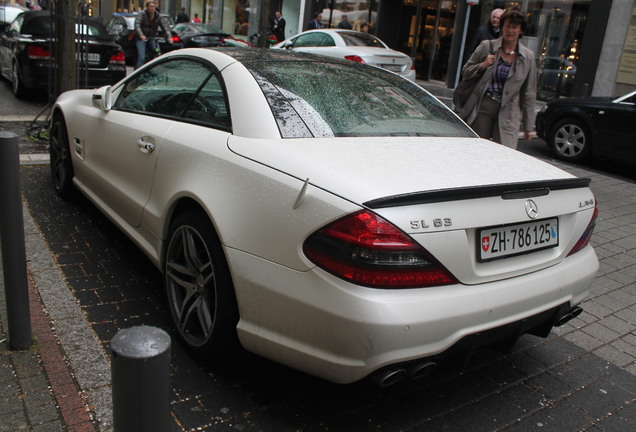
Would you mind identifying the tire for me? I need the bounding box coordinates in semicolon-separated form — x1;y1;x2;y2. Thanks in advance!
164;209;239;359
12;61;28;99
549;117;592;162
49;115;75;198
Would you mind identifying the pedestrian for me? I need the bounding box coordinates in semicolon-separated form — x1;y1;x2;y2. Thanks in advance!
271;10;286;42
456;7;537;150
192;13;201;23
307;12;322;30
465;8;503;62
134;0;172;69
175;7;189;24
337;14;352;29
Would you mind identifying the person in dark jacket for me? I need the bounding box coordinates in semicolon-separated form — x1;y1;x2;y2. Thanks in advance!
134;0;172;69
175;7;189;23
465;8;503;62
307;12;322;30
272;11;286;42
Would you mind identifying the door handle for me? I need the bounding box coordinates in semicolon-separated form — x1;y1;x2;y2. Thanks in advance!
137;138;156;153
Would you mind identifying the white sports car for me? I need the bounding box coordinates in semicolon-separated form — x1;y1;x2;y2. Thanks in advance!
272;29;416;81
50;48;598;386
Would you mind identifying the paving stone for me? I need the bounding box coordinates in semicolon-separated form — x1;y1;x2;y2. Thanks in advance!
593;344;636;368
581;322;622;343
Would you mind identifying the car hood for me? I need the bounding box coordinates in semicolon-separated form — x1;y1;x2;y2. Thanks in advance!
227;136;574;205
550;96;613;107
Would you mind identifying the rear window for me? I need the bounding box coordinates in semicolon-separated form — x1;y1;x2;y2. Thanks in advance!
338;31;386;48
246;60;474;139
22;16;108;39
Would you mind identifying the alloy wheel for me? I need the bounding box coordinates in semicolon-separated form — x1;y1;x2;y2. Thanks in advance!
165;224;217;347
551;118;590;161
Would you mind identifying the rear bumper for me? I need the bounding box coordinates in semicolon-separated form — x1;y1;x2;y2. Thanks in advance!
229;245;598;384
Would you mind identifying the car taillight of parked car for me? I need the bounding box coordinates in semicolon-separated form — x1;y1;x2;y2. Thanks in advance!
344;55;365;64
170;34;181;44
303;210;457;288
27;45;51;60
567;199;598;257
109;51;126;65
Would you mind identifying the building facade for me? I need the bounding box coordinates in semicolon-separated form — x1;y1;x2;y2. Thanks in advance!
28;0;635;99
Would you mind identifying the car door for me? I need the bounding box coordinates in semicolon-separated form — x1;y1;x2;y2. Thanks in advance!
80;58;218;227
594;96;636;160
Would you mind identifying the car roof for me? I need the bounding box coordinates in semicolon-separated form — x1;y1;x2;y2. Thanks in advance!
202;46;359;66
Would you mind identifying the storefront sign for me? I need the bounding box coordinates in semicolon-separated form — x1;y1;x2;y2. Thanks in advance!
617;8;636;85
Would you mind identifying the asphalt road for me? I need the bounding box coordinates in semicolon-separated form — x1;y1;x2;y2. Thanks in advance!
4;78;636;431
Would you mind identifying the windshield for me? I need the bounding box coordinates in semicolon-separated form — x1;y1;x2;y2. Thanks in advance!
246;60;474;139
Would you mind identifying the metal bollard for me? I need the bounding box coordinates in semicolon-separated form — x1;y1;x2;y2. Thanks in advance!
0;131;32;350
111;326;171;432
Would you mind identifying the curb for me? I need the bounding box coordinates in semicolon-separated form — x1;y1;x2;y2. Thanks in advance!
23;205;114;431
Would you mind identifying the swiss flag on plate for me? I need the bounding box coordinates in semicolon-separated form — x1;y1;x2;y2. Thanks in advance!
482;236;490;252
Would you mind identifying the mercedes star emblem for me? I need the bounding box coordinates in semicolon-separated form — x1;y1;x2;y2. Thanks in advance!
525;199;539;219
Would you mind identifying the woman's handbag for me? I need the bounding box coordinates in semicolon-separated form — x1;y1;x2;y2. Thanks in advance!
453;40;495;111
452;75;481;110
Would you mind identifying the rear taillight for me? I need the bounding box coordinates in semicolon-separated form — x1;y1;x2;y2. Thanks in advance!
567;200;598;256
303;210;456;288
27;45;51;60
170;34;181;44
109;51;126;65
344;55;365;64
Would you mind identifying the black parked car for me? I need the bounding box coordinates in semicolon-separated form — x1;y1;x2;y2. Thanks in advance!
0;11;126;98
536;90;636;164
104;13;182;65
172;22;252;48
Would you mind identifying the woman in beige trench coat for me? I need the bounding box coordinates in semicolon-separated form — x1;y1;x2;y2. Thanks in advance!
457;7;537;149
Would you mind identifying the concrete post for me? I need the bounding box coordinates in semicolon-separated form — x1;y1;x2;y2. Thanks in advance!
0;131;32;350
111;326;171;432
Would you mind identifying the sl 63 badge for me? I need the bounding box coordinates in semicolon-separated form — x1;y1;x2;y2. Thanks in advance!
410;218;452;230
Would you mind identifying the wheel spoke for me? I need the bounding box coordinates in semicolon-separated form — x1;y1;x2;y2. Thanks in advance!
177;290;199;332
196;296;213;339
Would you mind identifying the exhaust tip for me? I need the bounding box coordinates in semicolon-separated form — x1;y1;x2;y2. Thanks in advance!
555;306;583;326
408;362;437;380
372;368;407;387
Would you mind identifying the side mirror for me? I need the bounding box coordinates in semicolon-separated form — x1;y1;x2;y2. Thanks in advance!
92;85;112;111
283;40;294;49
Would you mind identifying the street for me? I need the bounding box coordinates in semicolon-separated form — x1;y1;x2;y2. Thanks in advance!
2;77;636;431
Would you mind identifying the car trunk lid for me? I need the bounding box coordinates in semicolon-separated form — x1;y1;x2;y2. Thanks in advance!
228;136;596;284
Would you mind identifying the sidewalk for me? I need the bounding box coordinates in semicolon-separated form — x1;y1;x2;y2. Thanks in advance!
1;207;111;431
1;88;635;430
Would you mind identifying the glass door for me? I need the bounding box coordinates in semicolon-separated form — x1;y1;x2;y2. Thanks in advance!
400;0;457;82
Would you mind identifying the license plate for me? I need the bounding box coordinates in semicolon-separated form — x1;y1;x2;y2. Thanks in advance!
380;64;402;72
478;218;559;262
76;52;100;63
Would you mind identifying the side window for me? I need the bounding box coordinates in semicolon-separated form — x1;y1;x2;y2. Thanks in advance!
293;32;325;47
183;75;231;129
113;58;230;130
317;34;335;47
